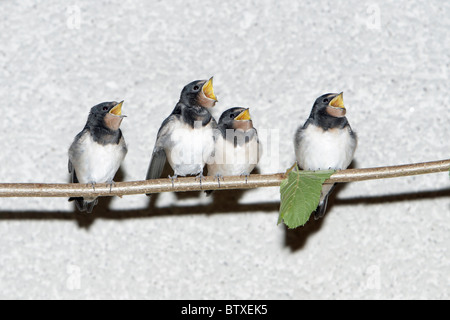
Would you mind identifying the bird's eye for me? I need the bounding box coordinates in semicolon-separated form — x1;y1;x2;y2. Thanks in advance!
230;114;234;118
323;98;329;103
103;107;109;111
193;86;200;91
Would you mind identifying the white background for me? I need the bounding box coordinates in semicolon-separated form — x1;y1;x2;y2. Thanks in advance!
0;0;448;299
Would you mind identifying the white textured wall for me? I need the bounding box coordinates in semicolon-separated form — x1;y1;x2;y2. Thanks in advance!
0;0;449;299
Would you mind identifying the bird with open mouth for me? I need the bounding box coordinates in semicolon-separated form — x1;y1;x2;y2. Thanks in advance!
68;101;128;213
207;107;262;191
295;93;357;220
145;77;218;190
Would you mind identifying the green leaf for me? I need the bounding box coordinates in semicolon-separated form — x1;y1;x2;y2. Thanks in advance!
279;169;335;229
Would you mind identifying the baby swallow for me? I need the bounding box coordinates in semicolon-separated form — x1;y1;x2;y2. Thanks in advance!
146;78;218;186
68;101;128;213
294;93;357;220
207;107;262;182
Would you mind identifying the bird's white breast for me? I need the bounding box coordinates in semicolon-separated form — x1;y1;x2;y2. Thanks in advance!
207;133;260;177
70;133;126;184
296;125;356;171
165;122;215;177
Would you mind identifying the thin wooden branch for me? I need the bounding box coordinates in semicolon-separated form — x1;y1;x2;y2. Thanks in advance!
0;159;448;198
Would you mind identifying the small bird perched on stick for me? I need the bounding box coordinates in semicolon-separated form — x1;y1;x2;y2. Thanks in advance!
207;107;262;187
294;93;357;220
68;101;127;213
146;78;218;188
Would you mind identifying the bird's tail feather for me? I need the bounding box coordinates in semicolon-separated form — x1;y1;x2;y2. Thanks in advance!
314;194;330;220
86;199;98;214
69;197;98;213
313;183;336;220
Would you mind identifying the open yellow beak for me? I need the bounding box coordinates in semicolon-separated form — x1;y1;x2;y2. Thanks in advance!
109;101;124;116
202;77;218;102
329;93;345;109
235;108;251;121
